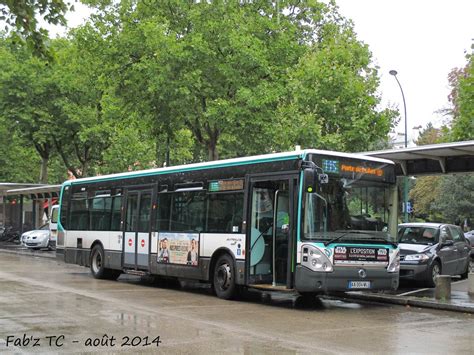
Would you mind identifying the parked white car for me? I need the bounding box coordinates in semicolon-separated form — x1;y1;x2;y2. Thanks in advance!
21;224;52;250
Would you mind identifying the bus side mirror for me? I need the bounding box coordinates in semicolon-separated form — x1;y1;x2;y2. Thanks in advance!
303;168;317;193
303;169;329;193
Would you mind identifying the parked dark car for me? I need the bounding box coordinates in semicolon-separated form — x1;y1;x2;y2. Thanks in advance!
398;223;471;287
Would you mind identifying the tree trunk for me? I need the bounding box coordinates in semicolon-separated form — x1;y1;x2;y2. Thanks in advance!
81;162;87;178
207;141;219;161
39;156;48;184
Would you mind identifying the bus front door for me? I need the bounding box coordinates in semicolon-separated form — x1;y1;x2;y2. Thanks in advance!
123;190;152;270
247;176;296;288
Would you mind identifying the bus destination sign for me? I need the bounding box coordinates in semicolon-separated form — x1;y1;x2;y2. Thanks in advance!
318;156;394;183
209;179;244;192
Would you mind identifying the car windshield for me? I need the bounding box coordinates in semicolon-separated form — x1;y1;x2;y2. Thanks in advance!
303;179;394;242
39;224;49;230
398;227;439;245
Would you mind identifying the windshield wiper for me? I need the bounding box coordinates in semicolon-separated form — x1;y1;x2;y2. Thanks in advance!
323;230;368;246
357;237;398;248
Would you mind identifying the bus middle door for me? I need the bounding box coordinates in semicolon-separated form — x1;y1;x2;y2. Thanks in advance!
123;189;152;270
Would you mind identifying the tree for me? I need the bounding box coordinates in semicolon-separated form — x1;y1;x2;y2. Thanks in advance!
51;36;113;178
0;0;72;58
0;36;58;183
0;116;40;183
408;123;443;220
87;0;396;162
415;122;443;146
432;175;474;224
446;47;474;141
283;14;396;152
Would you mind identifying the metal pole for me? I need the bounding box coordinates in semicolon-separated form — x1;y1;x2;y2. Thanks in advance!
390;70;409;222
272;190;280;287
20;195;24;235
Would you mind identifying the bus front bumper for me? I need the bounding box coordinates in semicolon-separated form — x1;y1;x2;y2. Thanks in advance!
295;265;399;293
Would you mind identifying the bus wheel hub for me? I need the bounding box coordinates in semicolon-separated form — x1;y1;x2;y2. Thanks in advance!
216;264;231;290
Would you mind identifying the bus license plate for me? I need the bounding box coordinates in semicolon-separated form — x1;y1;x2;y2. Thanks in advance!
348;281;371;289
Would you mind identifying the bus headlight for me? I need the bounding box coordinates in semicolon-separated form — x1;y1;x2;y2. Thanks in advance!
302;245;333;272
387;249;400;273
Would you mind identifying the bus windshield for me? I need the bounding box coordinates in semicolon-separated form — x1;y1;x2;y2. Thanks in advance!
303;179;394;242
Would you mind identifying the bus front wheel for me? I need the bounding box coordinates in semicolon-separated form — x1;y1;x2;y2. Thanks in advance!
90;244;121;280
213;254;236;300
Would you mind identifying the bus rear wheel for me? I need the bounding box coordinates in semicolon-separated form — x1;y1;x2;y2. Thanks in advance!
213;254;236;300
90;245;121;280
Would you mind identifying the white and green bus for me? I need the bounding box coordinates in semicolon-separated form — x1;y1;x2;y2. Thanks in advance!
56;149;400;299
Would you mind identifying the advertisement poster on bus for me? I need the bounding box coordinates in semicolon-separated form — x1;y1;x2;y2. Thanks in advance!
157;232;199;266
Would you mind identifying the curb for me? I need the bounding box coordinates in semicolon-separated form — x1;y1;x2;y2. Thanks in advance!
332;292;474;314
0;248;56;260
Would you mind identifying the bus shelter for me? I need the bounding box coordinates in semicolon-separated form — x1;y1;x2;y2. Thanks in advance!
0;183;61;234
363;140;474;222
363;140;474;176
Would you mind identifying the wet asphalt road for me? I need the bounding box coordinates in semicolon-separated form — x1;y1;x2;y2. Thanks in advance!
0;253;473;354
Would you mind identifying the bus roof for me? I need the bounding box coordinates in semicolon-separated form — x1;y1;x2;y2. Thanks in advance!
63;149;394;186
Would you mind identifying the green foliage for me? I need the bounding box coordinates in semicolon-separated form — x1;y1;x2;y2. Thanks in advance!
0;118;40;182
286;21;396;152
431;175;474;224
0;0;399;182
0;0;72;58
90;0;395;161
52;37;113;177
0;36;56;182
445;47;474;141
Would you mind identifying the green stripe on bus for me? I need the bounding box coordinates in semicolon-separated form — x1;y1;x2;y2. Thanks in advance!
312;242;397;250
66;154;302;186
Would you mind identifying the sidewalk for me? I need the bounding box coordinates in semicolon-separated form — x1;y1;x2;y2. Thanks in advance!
0;241;56;259
1;242;473;313
336;278;474;314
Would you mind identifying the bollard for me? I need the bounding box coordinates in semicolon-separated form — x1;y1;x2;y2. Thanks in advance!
434;275;451;300
469;273;474;296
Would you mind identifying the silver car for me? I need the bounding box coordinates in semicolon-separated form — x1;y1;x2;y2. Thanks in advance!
398;223;471;287
21;224;52;250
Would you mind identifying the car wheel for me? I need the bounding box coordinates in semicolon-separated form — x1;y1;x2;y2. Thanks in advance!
426;261;441;287
212;254;236;300
90;244;121;280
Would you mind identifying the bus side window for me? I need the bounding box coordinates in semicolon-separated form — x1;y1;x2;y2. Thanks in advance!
206;193;243;233
110;195;122;231
170;191;206;232
90;195;112;231
69;192;89;230
60;186;70;228
156;193;171;232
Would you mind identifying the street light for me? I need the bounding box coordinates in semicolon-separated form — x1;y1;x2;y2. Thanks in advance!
389;69;409;222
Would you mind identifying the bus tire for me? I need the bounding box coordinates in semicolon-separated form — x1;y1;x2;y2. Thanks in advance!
90;244;121;280
212;254;236;300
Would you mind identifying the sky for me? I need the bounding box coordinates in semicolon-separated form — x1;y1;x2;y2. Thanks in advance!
334;0;473;144
49;0;473;145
